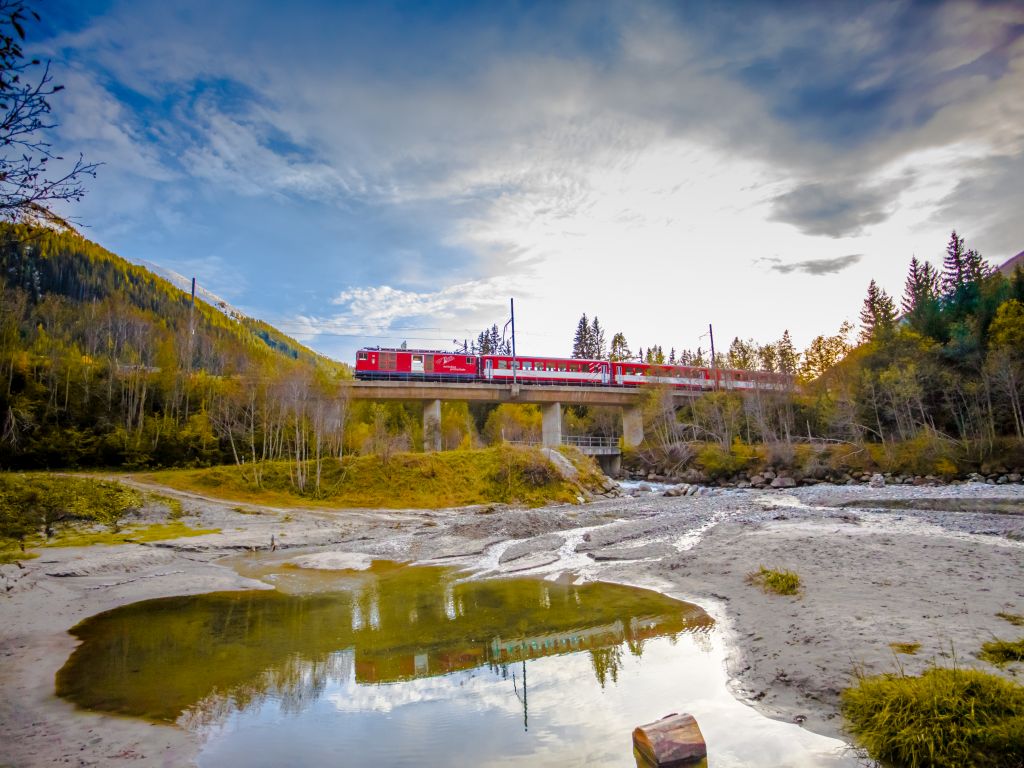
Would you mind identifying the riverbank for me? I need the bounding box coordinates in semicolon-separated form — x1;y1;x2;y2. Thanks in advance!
1;480;1022;766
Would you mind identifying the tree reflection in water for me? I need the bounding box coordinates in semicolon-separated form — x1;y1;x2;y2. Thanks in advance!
56;561;713;727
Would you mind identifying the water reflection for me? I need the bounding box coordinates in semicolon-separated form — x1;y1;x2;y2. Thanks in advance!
56;561;711;725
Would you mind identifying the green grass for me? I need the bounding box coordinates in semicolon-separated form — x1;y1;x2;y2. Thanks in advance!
841;666;1024;768
0;547;38;564
38;521;220;548
137;446;598;509
890;642;921;656
998;612;1024;627
979;638;1024;667
746;566;801;596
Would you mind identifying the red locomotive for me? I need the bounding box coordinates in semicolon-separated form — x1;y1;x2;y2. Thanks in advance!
355;347;790;391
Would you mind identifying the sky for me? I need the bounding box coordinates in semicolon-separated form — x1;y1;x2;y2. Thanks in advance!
37;0;1024;362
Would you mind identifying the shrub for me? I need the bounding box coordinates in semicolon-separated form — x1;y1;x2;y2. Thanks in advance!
842;666;1024;768
696;443;752;479
997;612;1024;627
746;566;801;596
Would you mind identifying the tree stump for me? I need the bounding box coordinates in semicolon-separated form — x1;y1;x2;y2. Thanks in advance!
633;713;707;767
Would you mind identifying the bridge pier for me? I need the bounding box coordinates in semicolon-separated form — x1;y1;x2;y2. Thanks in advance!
542;402;562;447
423;399;442;452
622;406;644;448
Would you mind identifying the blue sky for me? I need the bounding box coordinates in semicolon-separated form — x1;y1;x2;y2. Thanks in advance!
38;0;1024;361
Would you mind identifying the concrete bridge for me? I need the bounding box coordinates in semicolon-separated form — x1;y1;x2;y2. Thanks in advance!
349;380;699;455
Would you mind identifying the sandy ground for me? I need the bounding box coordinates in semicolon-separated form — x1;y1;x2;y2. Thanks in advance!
1;479;1023;767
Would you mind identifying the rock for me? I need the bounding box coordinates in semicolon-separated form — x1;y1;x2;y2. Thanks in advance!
762;470;777;481
869;473;885;488
633;713;707;767
637;483;652;492
997;475;1008;485
749;474;765;486
1009;473;1022;483
770;476;796;489
735;480;751;489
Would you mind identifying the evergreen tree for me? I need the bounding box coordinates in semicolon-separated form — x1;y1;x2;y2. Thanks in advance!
589;316;606;359
609;332;631;361
859;280;897;341
776;331;798;375
668;347;676;365
1012;265;1024;304
942;230;967;297
757;343;778;373
571;314;590;358
726;337;757;370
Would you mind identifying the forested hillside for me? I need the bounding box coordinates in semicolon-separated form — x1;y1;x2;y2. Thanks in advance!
0;224;349;469
623;232;1024;479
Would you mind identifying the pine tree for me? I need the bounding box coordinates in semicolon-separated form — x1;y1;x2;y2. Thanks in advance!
668;347;676;365
902;257;925;315
776;331;798;375
859;280;896;341
571;314;590;358
964;248;990;284
609;332;630;361
942;230;967;297
589;316;606;359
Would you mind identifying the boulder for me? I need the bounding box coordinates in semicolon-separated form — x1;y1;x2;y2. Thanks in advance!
1009;473;1022;483
869;473;885;488
633;713;707;767
770;476;796;489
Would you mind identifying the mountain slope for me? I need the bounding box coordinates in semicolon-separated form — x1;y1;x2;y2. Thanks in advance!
0;223;347;469
0;224;337;371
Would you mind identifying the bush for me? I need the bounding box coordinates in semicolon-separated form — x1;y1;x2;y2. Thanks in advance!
746;566;801;596
696;444;752;479
841;666;1024;768
0;474;143;545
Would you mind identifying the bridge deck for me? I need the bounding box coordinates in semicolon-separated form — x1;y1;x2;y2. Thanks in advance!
349;380;698;406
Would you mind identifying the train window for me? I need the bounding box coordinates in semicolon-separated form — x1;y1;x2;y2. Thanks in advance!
513;361;520;369
498;360;508;369
559;364;567;371
357;351;368;361
466;356;474;365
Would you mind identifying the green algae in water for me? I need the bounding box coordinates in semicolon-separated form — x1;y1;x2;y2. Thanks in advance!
56;563;710;723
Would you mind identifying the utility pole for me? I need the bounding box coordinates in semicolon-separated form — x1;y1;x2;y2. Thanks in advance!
511;298;517;385
185;277;197;418
708;323;717;390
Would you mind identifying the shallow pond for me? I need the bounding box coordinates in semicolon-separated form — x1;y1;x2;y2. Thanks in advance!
57;558;856;767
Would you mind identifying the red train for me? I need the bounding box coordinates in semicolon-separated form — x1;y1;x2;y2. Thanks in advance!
354;348;791;391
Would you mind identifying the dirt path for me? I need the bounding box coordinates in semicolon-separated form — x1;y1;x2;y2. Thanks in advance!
1;481;1022;766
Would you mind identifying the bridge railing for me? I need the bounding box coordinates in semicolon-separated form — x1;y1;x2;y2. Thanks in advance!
561;434;620;448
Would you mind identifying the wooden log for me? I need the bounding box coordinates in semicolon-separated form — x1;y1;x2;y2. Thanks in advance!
632;712;707;767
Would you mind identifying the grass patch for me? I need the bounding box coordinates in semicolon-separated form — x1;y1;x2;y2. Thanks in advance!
890;642;921;655
979;638;1024;667
40;521;220;547
746;566;801;596
998;612;1024;627
841;666;1024;768
137;446;596;509
0;546;38;564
